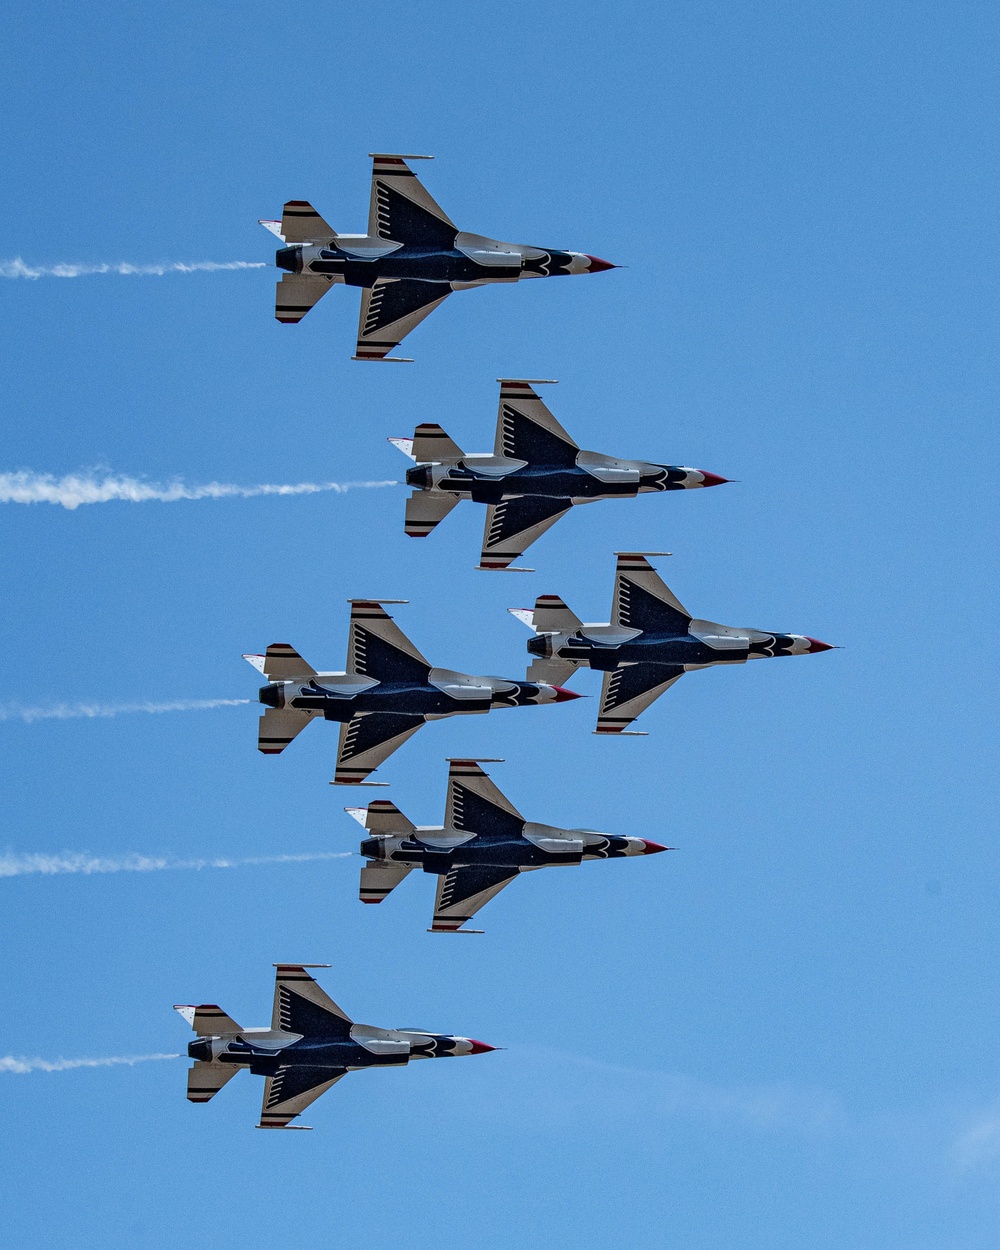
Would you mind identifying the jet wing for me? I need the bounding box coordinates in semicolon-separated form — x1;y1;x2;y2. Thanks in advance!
354;278;451;361
404;489;459;537
333;712;426;785
186;1060;238;1103
445;759;524;834
271;964;353;1033
612;553;691;633
595;664;685;734
257;707;312;755
259;1066;347;1129
275;273;335;324
479;496;573;570
431;865;520;932
367;154;457;245
495;380;579;466
347;601;431;682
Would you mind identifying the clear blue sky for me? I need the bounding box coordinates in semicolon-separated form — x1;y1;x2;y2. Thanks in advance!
2;2;999;1247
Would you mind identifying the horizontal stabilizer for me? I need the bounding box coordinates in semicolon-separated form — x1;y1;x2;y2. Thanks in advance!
174;1003;242;1035
531;594;583;634
411;423;464;462
388;437;416;461
258;219;284;241
276;274;334;324
527;656;581;685
405;489;459;537
352;798;416;834
187;1060;238;1103
261;643;316;680
258;707;312;755
280;200;336;245
360;862;414;903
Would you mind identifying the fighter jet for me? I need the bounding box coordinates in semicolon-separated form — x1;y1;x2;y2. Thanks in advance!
348;758;668;933
176;964;495;1130
244;600;581;784
391;379;728;570
511;552;834;735
260;153;616;360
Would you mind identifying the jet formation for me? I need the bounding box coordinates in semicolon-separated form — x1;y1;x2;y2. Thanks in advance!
513;552;833;734
244;599;581;785
349;758;668;932
391;378;728;569
177;965;495;1129
260;154;616;360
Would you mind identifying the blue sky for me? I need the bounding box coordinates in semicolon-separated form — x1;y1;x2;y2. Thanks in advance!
1;2;999;1246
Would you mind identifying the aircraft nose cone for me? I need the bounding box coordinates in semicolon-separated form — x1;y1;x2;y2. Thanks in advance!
553;686;584;702
806;637;835;653
697;470;730;487
641;839;669;854
467;1040;497;1055
585;255;617;273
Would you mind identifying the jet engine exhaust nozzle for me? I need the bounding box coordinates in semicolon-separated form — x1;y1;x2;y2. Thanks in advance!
527;634;554;659
275;246;301;273
259;684;284;709
188;1038;213;1062
405;465;433;489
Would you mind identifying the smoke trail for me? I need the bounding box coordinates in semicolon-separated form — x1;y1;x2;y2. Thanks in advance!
0;698;249;724
0;850;354;878
1;1053;178;1073
0;472;398;510
0;258;265;279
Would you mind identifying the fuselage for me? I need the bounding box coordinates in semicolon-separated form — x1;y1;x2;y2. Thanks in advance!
530;622;824;673
188;1024;485;1076
276;231;605;288
259;668;573;720
361;823;659;874
406;453;714;504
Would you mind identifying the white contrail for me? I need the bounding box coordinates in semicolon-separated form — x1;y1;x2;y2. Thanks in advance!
0;258;265;279
0;850;354;878
0;471;398;510
1;1053;178;1074
0;698;249;723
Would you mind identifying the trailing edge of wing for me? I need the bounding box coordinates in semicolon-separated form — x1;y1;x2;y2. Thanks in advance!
595;664;685;734
431;865;520;932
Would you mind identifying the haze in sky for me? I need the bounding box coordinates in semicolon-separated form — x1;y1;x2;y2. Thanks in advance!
1;3;998;1248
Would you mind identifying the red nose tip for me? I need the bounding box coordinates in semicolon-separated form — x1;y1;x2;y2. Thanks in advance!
553;686;584;702
806;638;835;653
585;255;617;273
697;471;730;487
642;840;669;854
468;1040;497;1055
